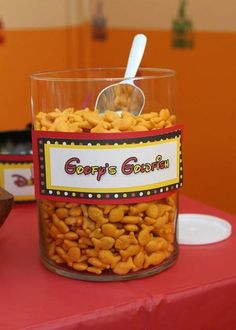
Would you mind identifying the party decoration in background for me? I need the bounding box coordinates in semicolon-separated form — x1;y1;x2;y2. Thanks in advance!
91;0;107;40
172;0;193;49
0;16;5;44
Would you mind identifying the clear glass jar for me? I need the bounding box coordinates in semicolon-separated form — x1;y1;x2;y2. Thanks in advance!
31;68;182;281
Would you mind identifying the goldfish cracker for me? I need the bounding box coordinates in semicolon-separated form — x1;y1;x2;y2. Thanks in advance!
153;213;169;231
55;238;64;246
133;251;145;269
120;216;142;224
157;204;171;217
138;224;154;246
123;224;139;232
55;207;69;219
103;110;120;123
88;206;107;226
144;251;166;269
144;216;156;226
101;223;125;239
108;205;125;222
63;239;78;249
98;250;121;268
91;124;108;133
112;115;136;131
69;207;82;217
82;216;96;231
88;257;107;269
73;262;88;271
131;125;148;131
64;232;79;240
37;108;178;276
145;237;168;253
140;113;156;120
77;255;89;263
85;248;98;257
78;237;93;247
52;214;69;234
115;232;138;250
83;111;102;127
76;228;89;237
40;200;55;216
35;108;176;132
145;203;159;218
159;108;171;121
98;204;116;215
120;245;141;261
65;247;81;266
169;114;177;124
48;241;56;257
80;204;88;217
129;203;148;215
49;225;60;239
91;236;115;250
65;202;78;209
40;193;177;275
113;257;135;275
64;216;80;225
163;233;175;243
51;254;65;264
89;228;103;239
157;223;175;242
55;246;66;259
56;233;64;240
87;266;103;275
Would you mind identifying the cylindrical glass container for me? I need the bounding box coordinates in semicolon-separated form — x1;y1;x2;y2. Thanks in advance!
31;68;183;281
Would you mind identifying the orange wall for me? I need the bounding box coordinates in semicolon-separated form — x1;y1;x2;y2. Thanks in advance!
0;26;86;130
0;26;236;215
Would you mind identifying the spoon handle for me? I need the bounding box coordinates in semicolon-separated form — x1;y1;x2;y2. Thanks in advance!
124;34;147;80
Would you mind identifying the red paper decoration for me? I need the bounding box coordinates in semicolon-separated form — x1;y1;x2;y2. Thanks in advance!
0;18;5;44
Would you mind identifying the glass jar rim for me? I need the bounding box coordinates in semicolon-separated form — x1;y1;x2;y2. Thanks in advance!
31;67;175;82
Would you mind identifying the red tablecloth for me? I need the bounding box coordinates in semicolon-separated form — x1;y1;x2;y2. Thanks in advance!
0;195;236;330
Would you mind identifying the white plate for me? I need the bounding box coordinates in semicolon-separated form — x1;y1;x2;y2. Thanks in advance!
177;213;232;245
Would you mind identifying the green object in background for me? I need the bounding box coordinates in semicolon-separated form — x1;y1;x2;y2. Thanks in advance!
172;0;194;49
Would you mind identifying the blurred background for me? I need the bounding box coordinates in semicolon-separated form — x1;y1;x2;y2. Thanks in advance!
0;0;235;214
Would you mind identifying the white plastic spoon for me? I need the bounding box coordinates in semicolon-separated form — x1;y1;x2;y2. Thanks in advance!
95;34;147;115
